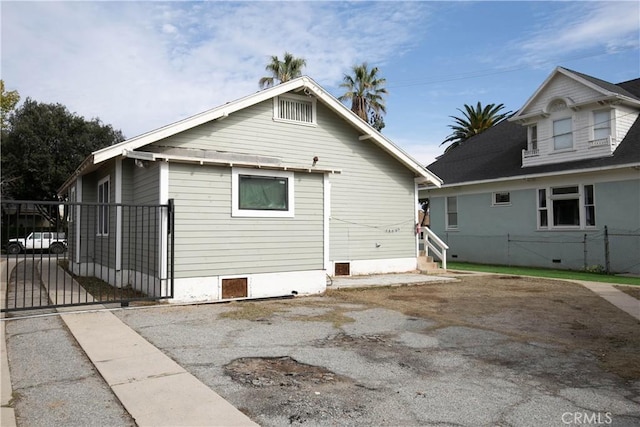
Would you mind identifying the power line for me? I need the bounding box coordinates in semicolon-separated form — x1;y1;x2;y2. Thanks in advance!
386;46;639;90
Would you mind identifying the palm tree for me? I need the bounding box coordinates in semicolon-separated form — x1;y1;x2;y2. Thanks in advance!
258;52;307;89
440;102;511;152
338;63;387;130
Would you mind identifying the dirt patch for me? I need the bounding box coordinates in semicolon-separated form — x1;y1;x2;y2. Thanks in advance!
326;276;640;380
615;285;640;300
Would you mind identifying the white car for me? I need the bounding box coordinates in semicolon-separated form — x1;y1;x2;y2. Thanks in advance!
6;232;67;255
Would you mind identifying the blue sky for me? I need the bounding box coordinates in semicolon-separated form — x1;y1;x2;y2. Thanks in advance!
2;1;638;165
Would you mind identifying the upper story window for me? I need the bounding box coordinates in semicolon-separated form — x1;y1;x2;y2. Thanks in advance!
97;176;110;236
537;184;595;229
592;110;611;142
232;168;295;218
273;94;316;126
529;125;538;151
446;196;458;230
553;118;573;151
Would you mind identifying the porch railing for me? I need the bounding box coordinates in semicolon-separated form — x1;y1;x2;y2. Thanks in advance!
418;226;449;270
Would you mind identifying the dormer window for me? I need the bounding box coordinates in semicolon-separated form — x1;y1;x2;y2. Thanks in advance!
529;125;538;151
592;110;611;143
553;118;573;150
273;94;316;126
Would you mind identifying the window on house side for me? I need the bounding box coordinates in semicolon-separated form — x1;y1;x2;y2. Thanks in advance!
593;110;611;141
551;186;579;227
97;177;110;236
69;187;75;222
493;192;511;206
584;185;595;226
446;196;458;229
538;189;548;228
231;168;295;218
529;125;538;151
538;185;595;229
239;175;288;211
553;118;573;150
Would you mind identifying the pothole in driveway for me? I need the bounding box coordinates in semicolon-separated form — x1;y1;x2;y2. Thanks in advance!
224;356;349;388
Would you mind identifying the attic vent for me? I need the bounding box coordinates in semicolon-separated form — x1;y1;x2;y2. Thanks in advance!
274;94;316;125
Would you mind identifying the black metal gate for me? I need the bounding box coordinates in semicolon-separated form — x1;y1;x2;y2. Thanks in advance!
2;200;174;313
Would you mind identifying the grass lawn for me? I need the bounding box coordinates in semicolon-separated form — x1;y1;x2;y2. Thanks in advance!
447;262;640;286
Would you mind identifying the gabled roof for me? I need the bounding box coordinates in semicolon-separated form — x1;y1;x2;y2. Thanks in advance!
62;76;441;192
510;67;640;122
426;71;640;187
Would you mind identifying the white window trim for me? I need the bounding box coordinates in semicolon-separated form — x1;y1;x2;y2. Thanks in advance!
69;186;76;222
591;109;612;142
492;192;511;207
537;184;596;230
97;175;110;236
75;177;82;264
528;124;538;151
445;196;458;230
231;168;295;218
552;117;574;152
273;93;317;127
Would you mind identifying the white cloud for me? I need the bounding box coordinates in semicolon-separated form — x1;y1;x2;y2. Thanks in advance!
2;1;430;139
517;2;639;64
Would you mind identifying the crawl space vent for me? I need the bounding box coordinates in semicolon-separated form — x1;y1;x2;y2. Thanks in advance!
335;263;350;276
222;278;248;299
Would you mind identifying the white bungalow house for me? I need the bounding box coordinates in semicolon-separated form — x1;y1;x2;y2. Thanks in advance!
59;76;443;303
421;67;640;275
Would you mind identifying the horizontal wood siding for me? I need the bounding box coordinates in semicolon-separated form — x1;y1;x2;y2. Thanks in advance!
615;106;639;144
155;98;418;265
130;163;160;274
524;74;602;114
81;163;116;268
169;163;324;278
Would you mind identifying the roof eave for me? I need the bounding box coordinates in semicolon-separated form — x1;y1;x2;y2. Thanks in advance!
418;162;640;190
57;154;95;196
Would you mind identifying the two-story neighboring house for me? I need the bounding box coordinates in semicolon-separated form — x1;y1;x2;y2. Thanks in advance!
421;67;640;275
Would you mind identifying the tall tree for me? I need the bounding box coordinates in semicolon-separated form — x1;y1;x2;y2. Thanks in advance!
440;102;511;152
1;80;20;131
338;63;388;131
259;52;307;89
1;99;124;208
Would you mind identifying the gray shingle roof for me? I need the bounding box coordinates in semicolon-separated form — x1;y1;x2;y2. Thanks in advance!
562;67;640;101
427;73;640;185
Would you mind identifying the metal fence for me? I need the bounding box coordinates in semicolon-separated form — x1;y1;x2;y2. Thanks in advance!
441;226;640;275
2;200;174;313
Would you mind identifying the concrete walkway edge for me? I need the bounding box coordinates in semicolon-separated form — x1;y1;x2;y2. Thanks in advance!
572;280;640;321
0;259;17;427
44;260;258;427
